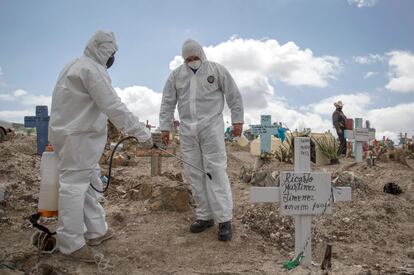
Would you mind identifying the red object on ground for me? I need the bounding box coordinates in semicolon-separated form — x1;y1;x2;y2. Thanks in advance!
346;119;354;130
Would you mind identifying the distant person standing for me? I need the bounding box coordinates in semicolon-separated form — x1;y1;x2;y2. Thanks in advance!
332;101;347;156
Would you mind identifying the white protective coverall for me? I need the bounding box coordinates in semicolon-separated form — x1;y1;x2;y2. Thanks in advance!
49;30;151;254
159;39;244;223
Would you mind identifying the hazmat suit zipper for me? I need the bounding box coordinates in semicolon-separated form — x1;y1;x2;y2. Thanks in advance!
189;75;198;136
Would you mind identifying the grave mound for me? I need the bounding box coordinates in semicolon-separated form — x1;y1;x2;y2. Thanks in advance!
107;174;192;212
240;204;294;251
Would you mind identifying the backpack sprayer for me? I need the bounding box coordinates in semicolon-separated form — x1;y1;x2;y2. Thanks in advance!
30;135;212;252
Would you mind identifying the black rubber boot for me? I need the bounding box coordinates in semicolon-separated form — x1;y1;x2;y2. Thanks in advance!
190;219;214;233
218;221;232;241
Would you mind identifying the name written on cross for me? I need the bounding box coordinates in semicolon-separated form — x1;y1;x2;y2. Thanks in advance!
281;171;332;215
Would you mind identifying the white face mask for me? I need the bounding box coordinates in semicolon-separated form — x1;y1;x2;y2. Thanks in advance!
187;60;202;70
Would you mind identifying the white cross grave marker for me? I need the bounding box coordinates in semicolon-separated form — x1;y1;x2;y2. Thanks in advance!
250;137;352;267
345;118;375;162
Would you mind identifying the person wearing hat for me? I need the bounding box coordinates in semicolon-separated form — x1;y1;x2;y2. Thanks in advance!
332;101;347;156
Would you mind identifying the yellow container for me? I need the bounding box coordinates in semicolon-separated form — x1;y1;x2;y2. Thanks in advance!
235;135;249;147
250;136;283;156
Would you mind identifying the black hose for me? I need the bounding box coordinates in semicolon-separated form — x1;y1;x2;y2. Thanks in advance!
90;135;213;193
90;136;139;193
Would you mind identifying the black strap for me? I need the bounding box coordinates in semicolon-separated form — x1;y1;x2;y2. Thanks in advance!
29;213;56;236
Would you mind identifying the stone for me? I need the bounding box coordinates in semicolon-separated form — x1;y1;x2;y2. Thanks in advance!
116;186;127;194
239;166;253;183
127;158;138;166
127;189;140;200
138;184;153;200
160;185;190;211
250;171;279;187
111;155;123;168
149;200;162;211
112;154;128;167
152;186;162;198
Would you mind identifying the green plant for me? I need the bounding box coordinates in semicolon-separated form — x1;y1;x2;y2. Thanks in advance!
312;134;339;161
274;132;294;163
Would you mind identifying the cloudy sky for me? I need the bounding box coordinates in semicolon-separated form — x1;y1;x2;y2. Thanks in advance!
0;0;413;141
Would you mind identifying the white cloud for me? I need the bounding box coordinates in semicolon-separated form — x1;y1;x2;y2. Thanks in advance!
0;89;28;101
169;56;184;71
367;102;414;141
0;89;51;123
352;54;384;64
114;85;164;127
0;89;51;107
385;51;414;93
0;109;32;123
171;38;341;88
207;38;340;88
13;89;27;97
347;0;379;8
364;71;378;79
307;93;371;117
21;94;51;107
0;93;15;101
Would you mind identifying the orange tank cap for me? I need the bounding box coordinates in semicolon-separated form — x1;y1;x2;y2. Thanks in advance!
39;210;58;217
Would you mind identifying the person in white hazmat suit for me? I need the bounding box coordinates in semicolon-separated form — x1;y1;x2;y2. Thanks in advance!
159;39;244;241
49;30;152;262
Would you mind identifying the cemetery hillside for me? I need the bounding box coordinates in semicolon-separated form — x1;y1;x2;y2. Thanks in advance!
1;2;413;274
0;116;413;274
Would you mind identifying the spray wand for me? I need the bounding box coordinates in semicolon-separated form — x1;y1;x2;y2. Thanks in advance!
90;136;212;193
152;143;212;180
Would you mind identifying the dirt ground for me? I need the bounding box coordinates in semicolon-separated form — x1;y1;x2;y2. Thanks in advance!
0;135;413;275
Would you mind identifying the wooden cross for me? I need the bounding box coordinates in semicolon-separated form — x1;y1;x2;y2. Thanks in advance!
250;115;279;154
250;137;352;267
24;106;50;155
345;118;375;162
135;133;176;176
146;120;156;130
